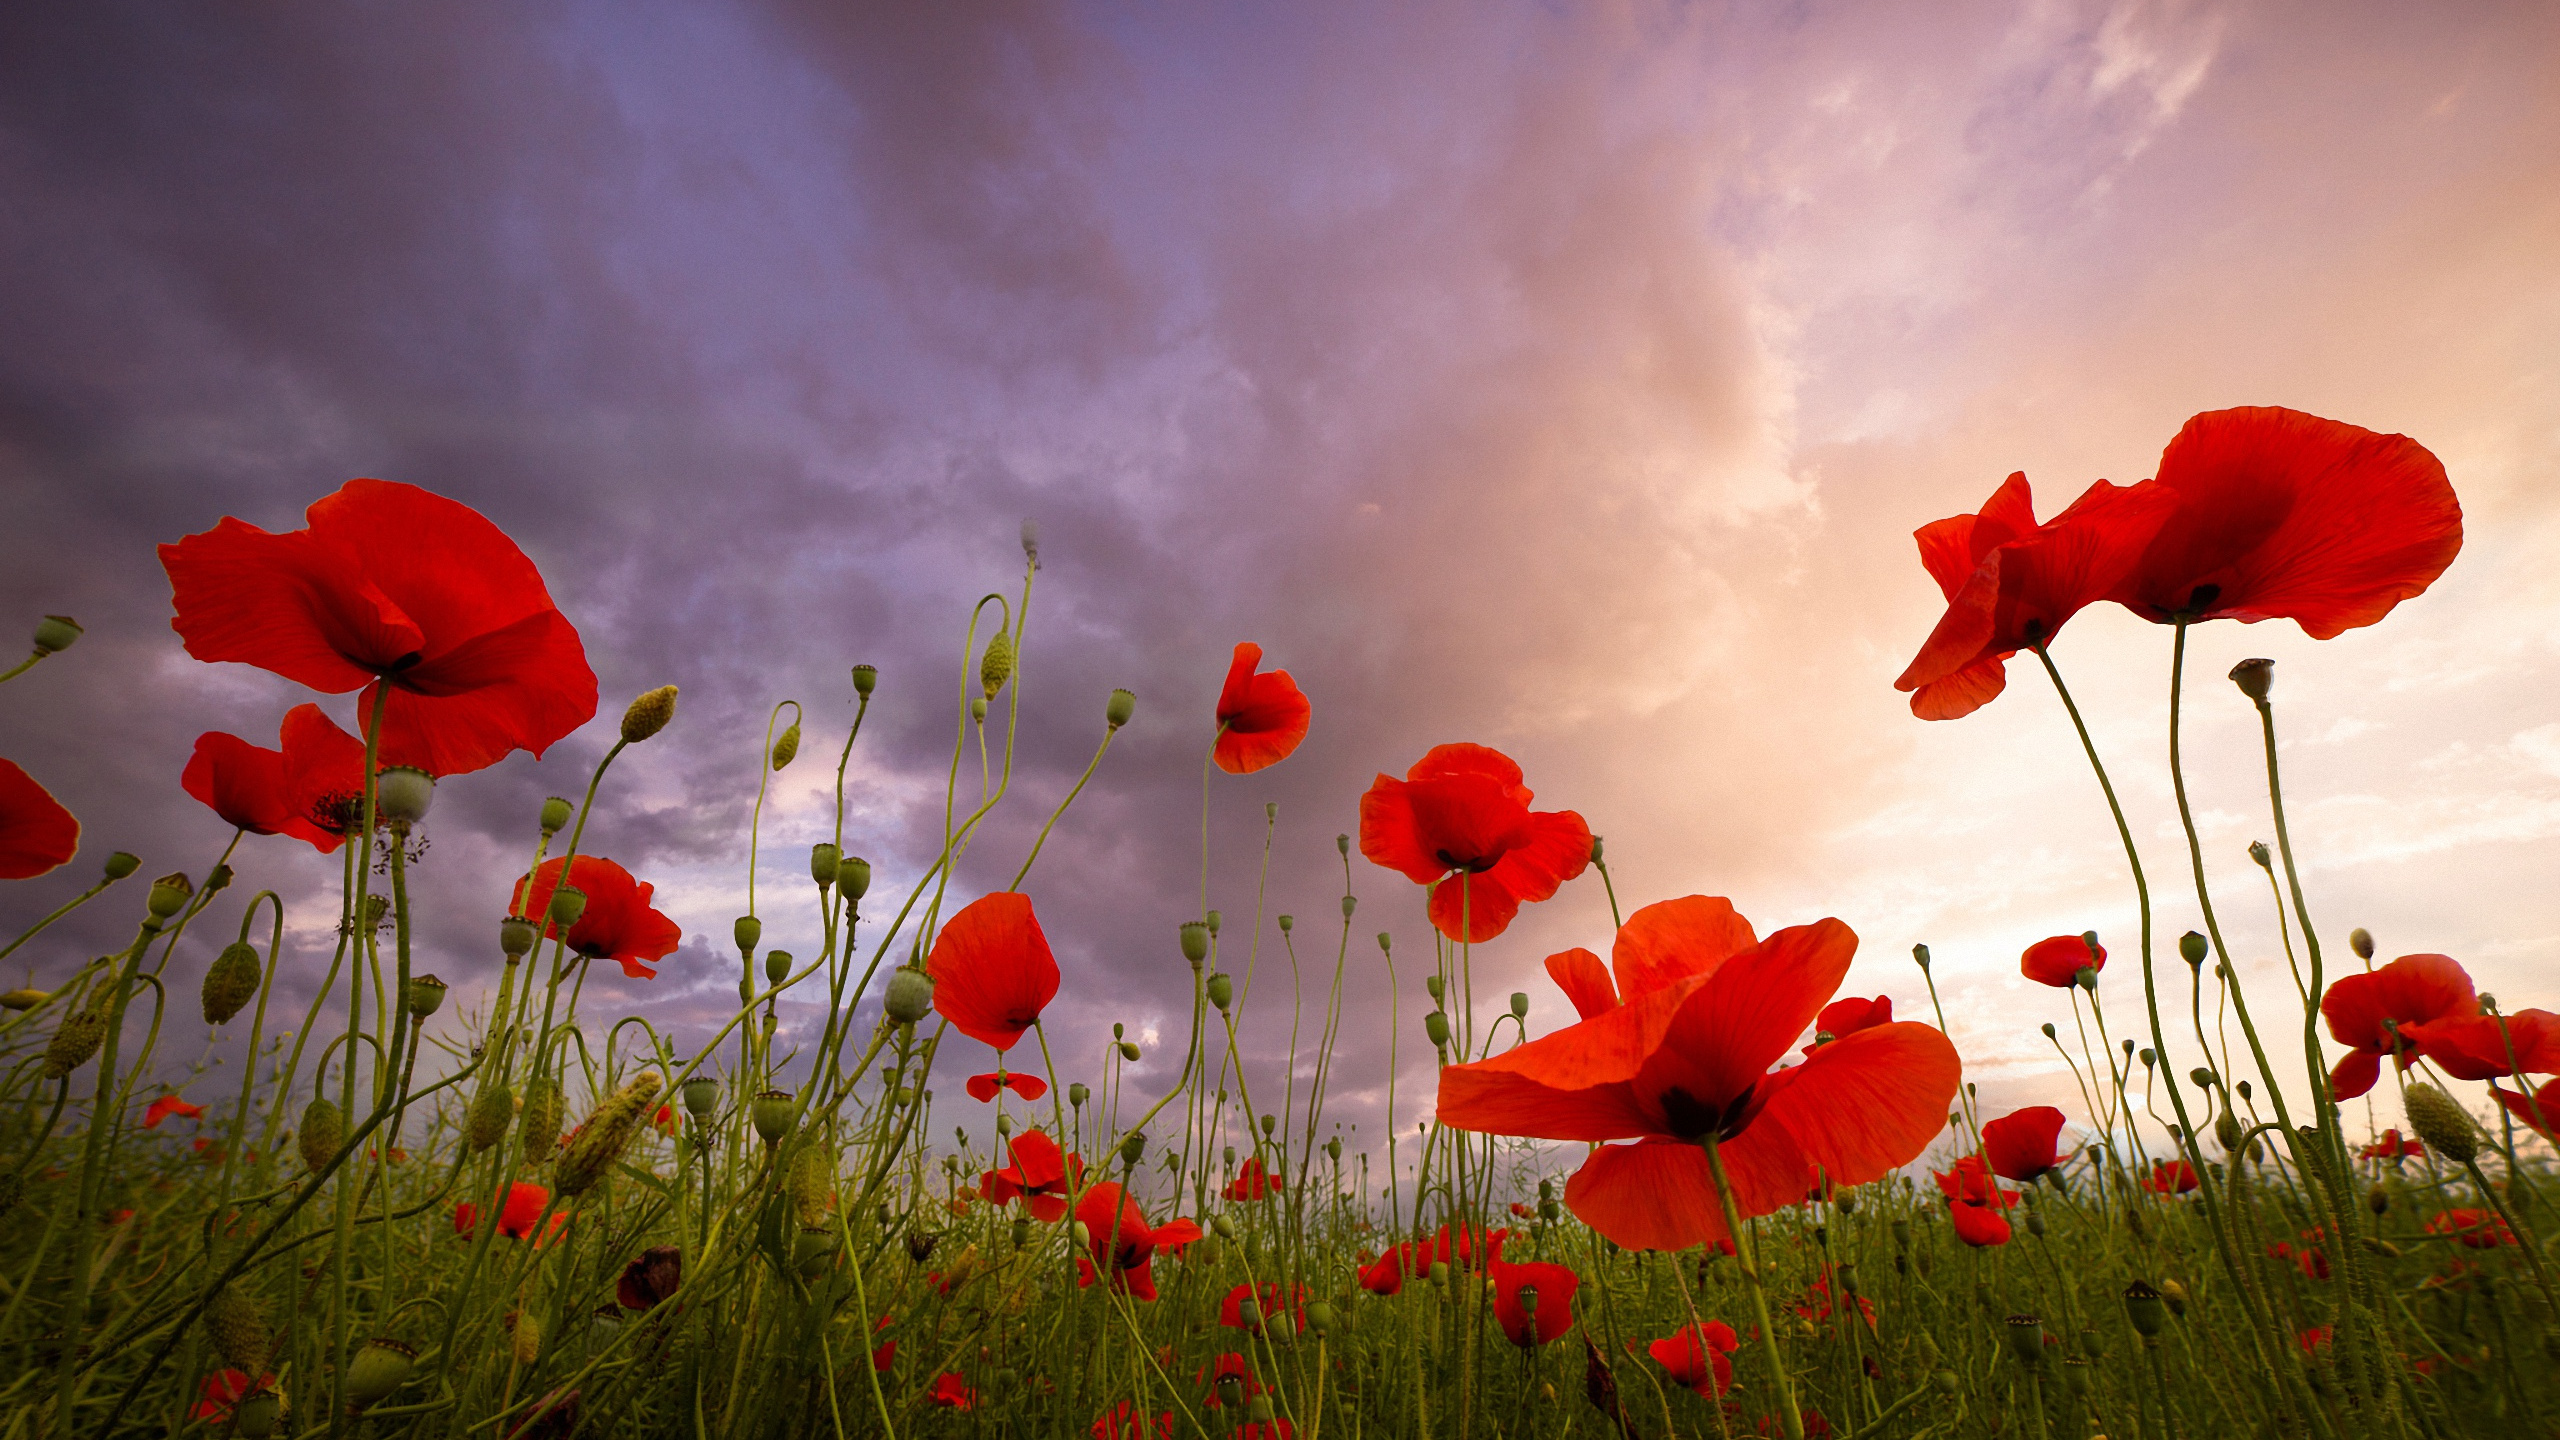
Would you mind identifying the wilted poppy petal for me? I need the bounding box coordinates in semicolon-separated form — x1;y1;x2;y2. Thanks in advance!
1214;643;1312;775
1611;896;1759;1001
1545;948;1619;1020
0;759;79;880
927;893;1059;1052
1563;1139;1729;1251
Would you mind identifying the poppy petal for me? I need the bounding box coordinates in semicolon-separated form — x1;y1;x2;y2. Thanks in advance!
0;759;80;880
1354;778;1445;885
1636;919;1860;1123
1213;643;1312;775
1428;872;1524;944
1913;473;2037;599
1480;808;1592;909
1752;1023;1962;1195
1545;948;1619;1020
368;607;597;777
1611;896;1759;1002
1905;654;2011;722
160;515;415;690
1562;1139;1730;1251
2328;1047;2383;1101
927;893;1060;1052
1981;1105;2068;1182
1436;982;1697;1141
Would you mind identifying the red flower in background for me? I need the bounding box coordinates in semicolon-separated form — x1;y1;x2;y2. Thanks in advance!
1896;473;2177;720
1092;1400;1175;1440
159;479;598;777
181;704;368;851
1803;995;1894;1056
193;1370;276;1423
457;1181;558;1243
511;856;682;981
141;1095;205;1128
1650;1320;1741;1397
0;759;79;880
980;1131;1080;1223
2426;1208;2514;1249
2021;934;2103;989
1213;643;1311;775
1981;1106;2069;1184
1222;1156;1283;1202
1219;1280;1308;1335
928;1373;976;1410
1358;1240;1433;1296
2142;1159;2200;1195
2319;954;2477;1100
927;892;1059;1052
1359;744;1590;944
2109;408;2462;636
615;1246;682;1311
1437;896;1961;1251
2492;1079;2560;1142
1949;1200;2012;1247
1074;1183;1201;1302
1434;1221;1509;1271
2359;1129;2425;1160
2404;1009;2560;1081
1489;1259;1578;1347
964;1071;1049;1103
1933;1155;2019;1209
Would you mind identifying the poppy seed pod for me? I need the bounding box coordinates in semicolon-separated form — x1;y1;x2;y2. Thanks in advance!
809;843;840;888
1179;922;1210;964
512;1310;543;1367
374;766;435;827
770;723;801;771
2139;1047;2156;1068
752;1089;796;1145
404;973;447;1020
2004;1315;2046;1366
1424;1011;1451;1048
2350;927;2374;960
204;863;234;895
849;663;878;698
2229;657;2274;702
32;614;81;654
1207;972;1234;1012
1277;913;1293;933
980;632;1014;698
298;1097;344;1173
103;851;140;880
539;795;574;835
839;855;871;899
547;885;588;931
1205;910;1222;936
2179;931;2208;965
147;872;194;921
765;949;792;987
202;941;262;1024
2248;840;2272;869
499;913;538;957
204;1285;268;1372
346;1338;416;1409
1106;688;1135;729
1306;1300;1338;1336
558;1071;664;1196
2075;966;2098;992
678;1075;717;1119
2402;1083;2478;1164
1068;1082;1089;1108
1326;1136;1342;1161
1336;832;1350;857
466;1083;513;1153
621;685;679;744
883;966;933;1025
734;915;761;956
2123;1280;2166;1335
520;1079;564;1163
1119;1131;1147;1167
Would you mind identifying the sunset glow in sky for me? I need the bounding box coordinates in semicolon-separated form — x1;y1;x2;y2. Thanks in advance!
4;2;2556;1162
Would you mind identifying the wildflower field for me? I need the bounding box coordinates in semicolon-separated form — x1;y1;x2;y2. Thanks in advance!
0;406;2549;1440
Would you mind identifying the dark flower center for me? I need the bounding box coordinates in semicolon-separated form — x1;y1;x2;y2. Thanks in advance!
1435;849;1499;874
1658;1083;1759;1143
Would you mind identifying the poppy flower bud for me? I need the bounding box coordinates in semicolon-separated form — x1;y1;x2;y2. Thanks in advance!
883;966;933;1025
1179;922;1210;964
2248;840;2272;869
102;851;140;880
1376;932;1391;954
466;1082;513;1153
2041;1023;2056;1039
2402;1083;2477;1164
299;1097;344;1172
1212;1214;1238;1241
840;856;871;899
2349;927;2374;960
681;1075;718;1119
1120;1132;1147;1166
512;1311;543;1367
1106;688;1135;729
1261;1113;1277;1137
995;1113;1013;1136
1119;1042;1141;1061
405;974;447;1020
734;915;762;956
810;844;840;887
2122;1280;2166;1336
1510;992;1529;1020
0;987;44;1011
1207;972;1234;1012
31;614;81;654
202;941;262;1024
1336;832;1351;857
520;1080;564;1163
765;949;793;987
1424;1011;1451;1048
1307;1300;1337;1336
770;723;801;771
2178;931;2208;965
2190;1067;2218;1089
204;1285;268;1372
1425;976;1444;1003
1912;943;1931;969
622;685;679;744
375;766;435;827
1428;1260;1450;1287
2236;1079;2252;1101
1326;1136;1342;1161
980;632;1014;698
559;1071;663;1196
500;915;538;958
347;1338;415;1409
1206;910;1222;936
2139;1047;2155;1068
2157;1278;2187;1316
1069;1082;1089;1108
1277;914;1293;933
539;796;574;835
548;885;588;931
752;1089;796;1145
2075;966;2098;992
969;696;987;724
2228;657;2274;702
1223;1145;1237;1166
2026;1212;2046;1237
851;664;877;696
2367;1184;2388;1216
147;872;194;921
2004;1315;2046;1366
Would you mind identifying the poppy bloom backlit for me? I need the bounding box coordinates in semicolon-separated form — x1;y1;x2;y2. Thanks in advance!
1489;1259;1578;1347
2142;1159;2200;1195
0;758;79;880
964;1071;1049;1103
511;856;683;981
141;1094;205;1128
1650;1320;1741;1396
1359;743;1590;944
181;704;368;851
2020;935;2102;989
2318;954;2477;1100
1213;643;1311;775
1074;1183;1201;1302
979;1130;1080;1223
927;892;1059;1052
1980;1106;2069;1184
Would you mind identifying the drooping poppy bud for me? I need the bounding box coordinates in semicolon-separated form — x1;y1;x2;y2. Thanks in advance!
2350;928;2374;961
202;942;262;1024
980;632;1014;698
375;767;434;827
0;988;43;1011
204;1285;268;1372
789;1145;836;1226
558;1071;663;1196
466;1083;513;1153
43;1008;105;1077
32;614;81;654
512;1311;544;1366
1106;689;1135;729
299;1097;344;1172
621;685;679;744
884;967;934;1025
770;723;800;771
520;1080;564;1164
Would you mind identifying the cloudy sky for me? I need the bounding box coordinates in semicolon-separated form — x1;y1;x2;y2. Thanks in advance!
4;1;2555;1182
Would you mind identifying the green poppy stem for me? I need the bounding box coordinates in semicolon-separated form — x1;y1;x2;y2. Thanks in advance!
1701;1131;1802;1440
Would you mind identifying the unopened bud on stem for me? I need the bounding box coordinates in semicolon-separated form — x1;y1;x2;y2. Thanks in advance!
621;685;679;744
32;615;81;655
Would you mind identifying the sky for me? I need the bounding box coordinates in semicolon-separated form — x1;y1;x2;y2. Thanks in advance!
4;0;2556;1188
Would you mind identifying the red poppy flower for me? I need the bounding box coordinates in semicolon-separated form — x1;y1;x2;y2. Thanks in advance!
2403;1009;2560;1081
1933;1155;2020;1209
2492;1078;2560;1143
1359;743;1590;944
979;1130;1080;1223
1219;1280;1308;1335
872;1338;896;1372
1896;473;2178;720
2021;935;2103;989
2108;408;2462;637
1358;1240;1433;1296
1093;1400;1176;1440
1792;1272;1876;1331
964;1071;1049;1103
1508;1201;1536;1219
510;856;682;981
458;1181;557;1242
160;479;598;777
2273;1242;2330;1281
0;758;80;880
2296;1326;2333;1354
616;1245;681;1311
1073;1183;1200;1302
141;1095;205;1129
926;892;1058;1052
1433;1221;1510;1271
1803;995;1894;1056
2141;1159;2199;1195
928;1373;976;1410
1489;1259;1577;1347
181;704;368;851
1948;1200;2012;1247
193;1370;275;1422
2426;1208;2514;1249
2318;954;2477;1100
1214;643;1311;775
651;1104;678;1136
1222;1156;1283;1202
1197;1352;1262;1404
1649;1320;1740;1397
2358;1128;2425;1161
1981;1106;2069;1184
1440;897;1960;1251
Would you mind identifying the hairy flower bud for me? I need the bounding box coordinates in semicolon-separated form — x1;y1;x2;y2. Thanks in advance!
0;987;44;1011
1106;688;1135;729
375;766;434;827
769;721;801;771
147;871;194;921
205;1285;269;1372
43;1007;106;1077
202;941;262;1025
539;795;574;835
31;614;82;654
621;685;679;744
558;1071;663;1196
2228;657;2274;702
980;632;1014;698
789;1144;836;1227
299;1097;345;1173
346;1338;415;1409
512;1310;544;1367
466;1083;514;1153
2349;927;2374;961
2402;1084;2478;1165
884;966;933;1025
520;1079;564;1164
